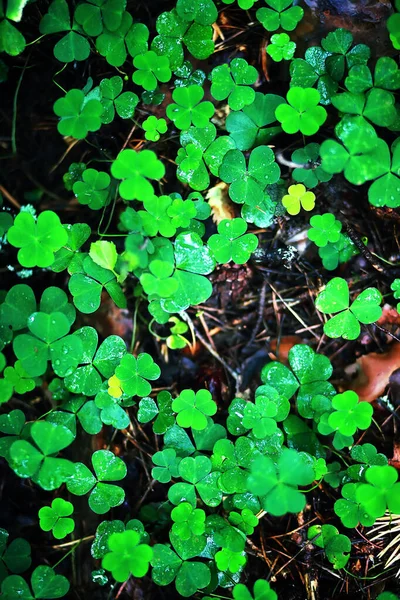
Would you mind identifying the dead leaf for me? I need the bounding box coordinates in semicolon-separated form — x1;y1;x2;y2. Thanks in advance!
270;336;303;363
350;343;400;402
206;182;236;224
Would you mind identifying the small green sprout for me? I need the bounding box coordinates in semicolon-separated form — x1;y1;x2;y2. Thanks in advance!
308;213;342;247
256;0;304;32
132;50;172;91
275;87;327;135
391;279;400;313
143;116;168;141
209;58;258;111
72;168;111;211
7;211;68;268
166;85;214;130
102;530;153;581
282;184;315;215
267;33;296;62
307;524;351;569
39;498;75;539
111;149;165;201
315;277;383;340
172;389;217;430
167;317;190;350
53;89;103;139
208;218;258;264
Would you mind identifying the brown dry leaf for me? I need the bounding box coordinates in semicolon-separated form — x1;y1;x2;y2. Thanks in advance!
206;182;235;224
350;343;400;402
270;336;303;363
376;303;400;327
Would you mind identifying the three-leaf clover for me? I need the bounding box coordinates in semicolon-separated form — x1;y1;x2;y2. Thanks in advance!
143;116;168;141
0;529;31;584
96;15;149;67
171;502;206;540
315;277;383;340
102;530;153;581
99;76;139;123
38;498;75;539
132;50;172;91
391;279;400;313
151;543;211;596
228;509;259;535
7;211;68;268
356;465;400;519
67;449;126;514
209;58;258;111
111;149;165;201
307;524;351;569
140;260;178;298
275;87;327;135
138;390;175;434
247;448;315;516
282;184;316;215
328;391;373;436
256;0;304;32
219;146;280;206
152;448;181;483
233;580;277;600
208;218;258;265
291;143;332;188
1;566;69;600
39;0;90;63
53;89;103;139
308;214;342;247
172;389;217;430
176;0;217;26
267;33;296;61
166;85;214;130
114;353;160;397
72;168;111;210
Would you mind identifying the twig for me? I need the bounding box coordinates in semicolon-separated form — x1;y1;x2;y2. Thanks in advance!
267;281;320;340
343;219;392;279
0;184;20;209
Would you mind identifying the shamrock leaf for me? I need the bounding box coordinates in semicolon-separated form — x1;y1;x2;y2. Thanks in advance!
0;529;31;584
39;0;89;62
289;46;339;106
367;139;400;209
96;14;149;67
151;544;211;597
267;32;296;61
209;58;258;111
166;85;214;130
115;353;160;397
152;9;214;70
321;28;370;81
291;143;332;188
138;196;176;237
10;420;75;490
315;277;383;340
176;0;217;26
174;60;206;88
308;524;351;569
219;146;280;206
208;218;258;264
170;454;222;507
152;448;181;483
132;50;171;91
53;89;103;139
334;482;376;528
102;530;153;581
282;184;315;215
308;213;342;247
74;0;126;35
52;223;91;273
356;465;400;519
171;502;206;540
172;389;217;430
215;548;246;574
7;211;68;268
138;390;175;433
228;509;259;536
328;391;373;436
233;580;277;600
256;0;304;32
1;566;69;600
0;19;26;57
111;149;165;201
143;116;167;141
275;87;327;135
2;361;37;396
392;278;400;313
318;233;358;271
39;498;75;540
99;76;138;124
67;449;126;514
72;168;111;210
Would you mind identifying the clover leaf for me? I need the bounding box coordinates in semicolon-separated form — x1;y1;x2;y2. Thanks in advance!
53;89;103;139
0;18;25;57
308;213;342;247
176;0;217;25
151;544;211;597
318;233;358;271
291;143;332;188
2;361;37;397
215;548;246;574
99;76;138;124
356;465;400;519
138;196;176;237
321;28;370;81
228;509;258;536
256;0;304;32
143;116;167;141
267;33;296;61
388;4;400;50
114;353;160;397
220;146;280;206
208;218;258;265
166;85;214;130
72;168;111;211
331;87;397;128
174;60;206;88
39;0;90;62
7;211;68;268
39;498;75;540
138;390;175;433
392;279;400;313
152;448;181;483
289;46;338;105
74;0;125;36
170;454;222;507
10;420;74;490
308;524;351;569
111;149;165;201
334;482;375;528
96;14;149;67
67;449;126;514
282;184;315;215
315;277;383;340
171;502;206;540
209;58;258;111
247;448;315;516
233;580;277;600
102;530;153;581
327;391;373;436
367;138;400;209
275;87;327;135
1;566;69;600
132;50;172;91
152;9;214;70
172;389;217;430
0;529;31;584
52;223;91;273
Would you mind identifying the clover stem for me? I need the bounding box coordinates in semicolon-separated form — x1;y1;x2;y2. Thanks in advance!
131;298;142;352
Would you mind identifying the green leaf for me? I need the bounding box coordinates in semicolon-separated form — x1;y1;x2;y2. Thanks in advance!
115;353;160;397
172;389;217;430
166;85;214;130
102;530;153;581
53;90;103;139
111;149;165;201
89;241;118;272
275;87;327;135
208;218;258;264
